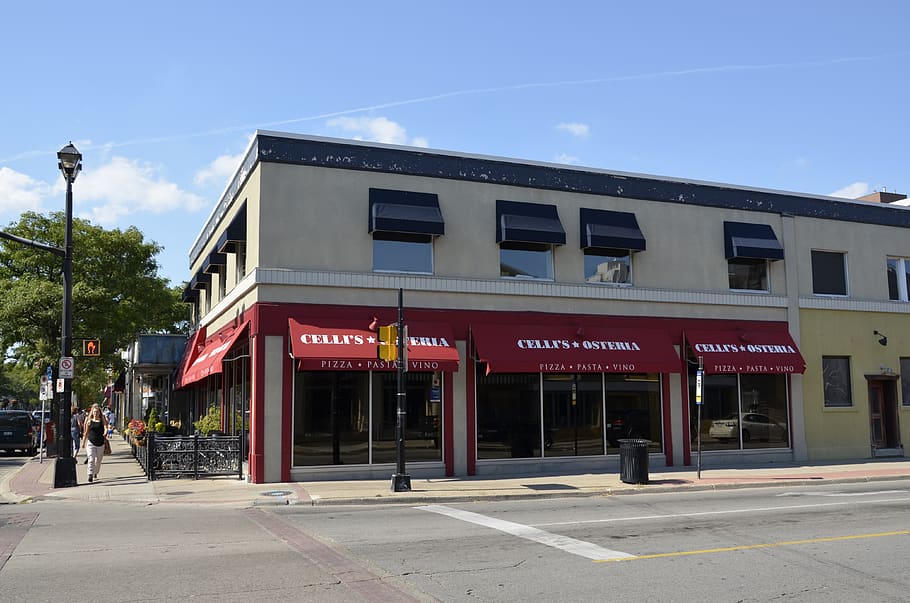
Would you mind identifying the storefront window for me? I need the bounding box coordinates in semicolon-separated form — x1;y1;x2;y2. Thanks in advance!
543;374;604;457
371;372;441;463
294;371;369;466
293;370;442;467
605;374;662;452
476;371;541;459
478;368;664;459
689;367;790;451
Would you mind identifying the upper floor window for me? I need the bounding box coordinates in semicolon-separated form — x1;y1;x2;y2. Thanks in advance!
811;250;848;296
372;232;434;274
369;188;443;275
822;356;852;407
728;258;768;291
724;222;782;292
501;242;553;279
584;249;631;284
497;200;565;281
887;257;910;301
235;241;247;281
217;265;226;300
580;209;644;286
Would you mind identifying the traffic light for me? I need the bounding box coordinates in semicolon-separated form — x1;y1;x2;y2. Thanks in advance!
83;338;101;356
377;325;398;361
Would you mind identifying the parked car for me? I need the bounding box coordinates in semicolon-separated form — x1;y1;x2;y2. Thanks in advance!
0;410;39;455
708;413;787;443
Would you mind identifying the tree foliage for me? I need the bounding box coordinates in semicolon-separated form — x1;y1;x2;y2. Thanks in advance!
0;211;190;403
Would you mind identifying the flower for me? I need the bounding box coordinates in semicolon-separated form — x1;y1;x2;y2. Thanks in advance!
128;419;146;437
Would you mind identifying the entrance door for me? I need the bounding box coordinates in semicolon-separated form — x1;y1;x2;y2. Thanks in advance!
868;379;901;451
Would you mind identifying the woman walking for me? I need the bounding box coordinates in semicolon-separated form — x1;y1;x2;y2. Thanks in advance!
81;404;109;483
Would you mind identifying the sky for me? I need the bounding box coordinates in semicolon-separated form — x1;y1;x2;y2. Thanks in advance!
2;1;909;286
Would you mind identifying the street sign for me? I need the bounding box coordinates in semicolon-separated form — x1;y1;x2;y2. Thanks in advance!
46;365;53;380
59;356;74;379
39;375;48;401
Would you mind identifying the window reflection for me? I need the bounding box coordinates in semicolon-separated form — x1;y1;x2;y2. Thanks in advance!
500;243;554;280
373;234;433;273
543;375;604;457
688;368;790;450
605;374;662;452
584;249;631;284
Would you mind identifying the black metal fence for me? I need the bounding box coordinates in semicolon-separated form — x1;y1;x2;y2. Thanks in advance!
130;433;243;480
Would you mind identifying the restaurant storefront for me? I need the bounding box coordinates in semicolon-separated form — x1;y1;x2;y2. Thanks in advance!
683;329;806;458
175;302;807;482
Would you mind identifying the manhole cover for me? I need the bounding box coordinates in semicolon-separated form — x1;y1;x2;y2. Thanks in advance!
261;490;293;497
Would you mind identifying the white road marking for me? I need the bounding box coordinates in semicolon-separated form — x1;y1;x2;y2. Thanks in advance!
776;490;907;497
417;504;636;561
533;496;910;527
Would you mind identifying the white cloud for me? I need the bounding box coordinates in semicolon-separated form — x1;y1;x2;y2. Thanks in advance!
829;182;870;199
74;156;208;226
556;122;590;138
194;152;243;187
326;116;428;147
555;153;580;165
0;167;50;214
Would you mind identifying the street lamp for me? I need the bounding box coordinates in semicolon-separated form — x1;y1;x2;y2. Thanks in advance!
54;142;81;488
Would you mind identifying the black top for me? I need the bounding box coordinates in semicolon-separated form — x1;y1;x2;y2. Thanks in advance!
86;419;105;446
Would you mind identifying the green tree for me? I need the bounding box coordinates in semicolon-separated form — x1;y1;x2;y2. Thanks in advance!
0;211;190;405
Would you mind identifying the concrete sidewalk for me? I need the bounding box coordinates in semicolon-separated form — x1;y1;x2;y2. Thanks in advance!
3;434;910;508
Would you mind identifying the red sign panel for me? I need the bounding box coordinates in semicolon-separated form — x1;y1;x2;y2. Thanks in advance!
289;319;459;372
471;324;680;374
685;330;806;374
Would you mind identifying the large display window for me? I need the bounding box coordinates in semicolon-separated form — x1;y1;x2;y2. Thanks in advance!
476;366;663;459
293;370;442;467
689;366;790;450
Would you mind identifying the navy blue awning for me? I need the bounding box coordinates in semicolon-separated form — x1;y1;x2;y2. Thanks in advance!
217;207;247;254
181;284;199;302
496;200;566;245
202;251;227;274
580;208;646;251
190;272;211;290
369;188;444;235
724;221;784;260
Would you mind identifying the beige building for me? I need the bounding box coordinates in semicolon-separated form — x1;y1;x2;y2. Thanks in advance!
175;131;908;483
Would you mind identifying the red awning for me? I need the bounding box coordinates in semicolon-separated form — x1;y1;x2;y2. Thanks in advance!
471;324;680;374
685;330;806;374
289;319;459;371
179;321;249;387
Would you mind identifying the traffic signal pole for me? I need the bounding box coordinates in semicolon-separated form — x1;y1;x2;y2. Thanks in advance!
391;288;411;492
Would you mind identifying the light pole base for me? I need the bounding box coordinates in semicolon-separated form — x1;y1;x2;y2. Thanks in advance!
53;456;78;488
391;473;411;492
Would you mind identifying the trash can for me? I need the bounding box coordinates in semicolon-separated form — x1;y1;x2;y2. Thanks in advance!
619;438;650;484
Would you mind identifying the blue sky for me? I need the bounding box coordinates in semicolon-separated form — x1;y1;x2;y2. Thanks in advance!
2;1;909;286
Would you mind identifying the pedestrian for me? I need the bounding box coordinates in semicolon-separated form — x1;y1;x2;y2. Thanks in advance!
81;404;109;483
70;405;84;459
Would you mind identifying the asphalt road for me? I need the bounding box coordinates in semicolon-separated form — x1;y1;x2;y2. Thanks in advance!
275;480;910;602
1;480;909;602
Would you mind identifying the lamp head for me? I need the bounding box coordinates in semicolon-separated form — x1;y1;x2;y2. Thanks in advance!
874;330;888;346
57;142;82;182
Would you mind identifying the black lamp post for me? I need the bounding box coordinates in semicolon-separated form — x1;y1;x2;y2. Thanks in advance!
54;142;81;488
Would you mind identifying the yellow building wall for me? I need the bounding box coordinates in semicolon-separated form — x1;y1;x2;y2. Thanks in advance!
801;309;910;460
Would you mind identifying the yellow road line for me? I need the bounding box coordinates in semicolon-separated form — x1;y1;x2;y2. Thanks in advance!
596;529;910;562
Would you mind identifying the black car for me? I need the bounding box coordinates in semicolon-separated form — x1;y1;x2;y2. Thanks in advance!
0;410;39;455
